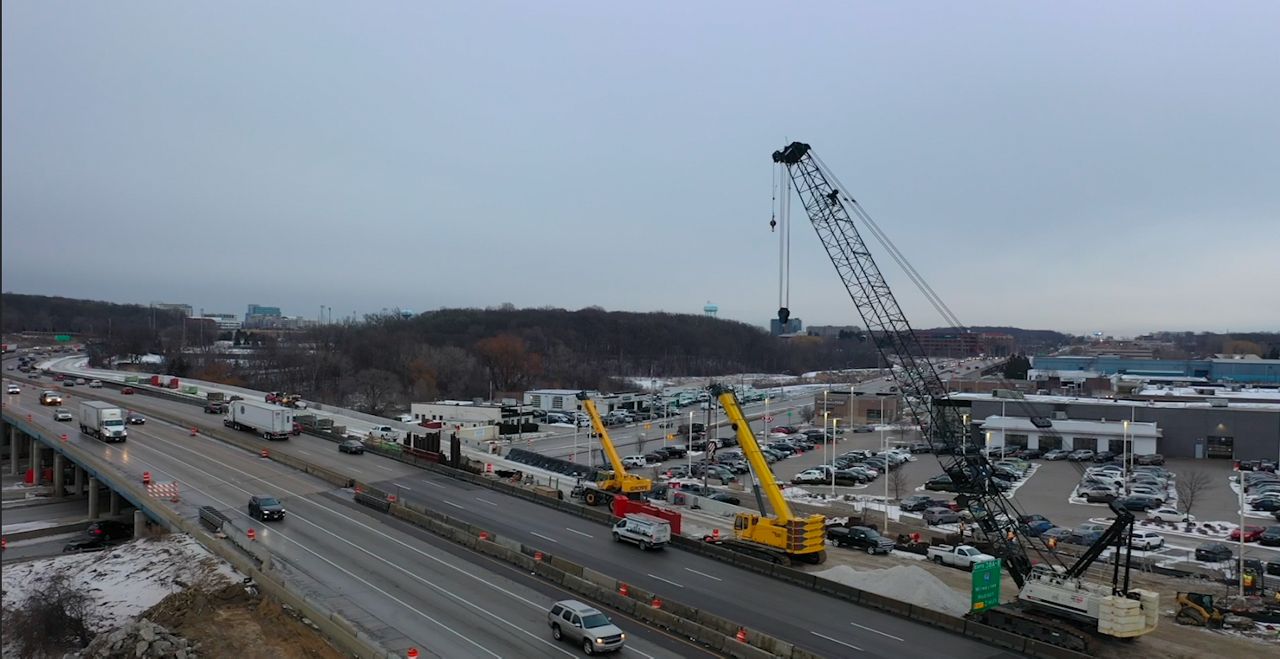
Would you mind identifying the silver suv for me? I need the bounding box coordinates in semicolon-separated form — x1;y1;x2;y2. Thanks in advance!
547;599;625;654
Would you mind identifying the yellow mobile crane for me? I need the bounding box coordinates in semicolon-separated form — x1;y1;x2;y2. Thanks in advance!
711;384;827;565
571;392;653;506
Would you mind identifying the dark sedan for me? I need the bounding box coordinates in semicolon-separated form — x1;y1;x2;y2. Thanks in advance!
338;439;366;454
1116;495;1161;511
1195;542;1234;563
827;526;895;554
126;412;146;425
1260;526;1280;547
924;475;955;492
901;495;950;512
709;492;741;506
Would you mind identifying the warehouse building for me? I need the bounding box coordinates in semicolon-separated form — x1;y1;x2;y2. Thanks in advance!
952;392;1280;461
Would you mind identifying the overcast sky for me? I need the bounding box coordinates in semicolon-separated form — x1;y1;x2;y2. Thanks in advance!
3;2;1278;336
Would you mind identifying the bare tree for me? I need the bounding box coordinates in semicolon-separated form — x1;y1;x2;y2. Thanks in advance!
342;368;404;416
2;573;93;656
1175;469;1214;517
888;468;908;500
799;404;816;423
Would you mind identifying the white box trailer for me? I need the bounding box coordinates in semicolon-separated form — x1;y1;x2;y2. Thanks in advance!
80;400;128;442
224;399;293;440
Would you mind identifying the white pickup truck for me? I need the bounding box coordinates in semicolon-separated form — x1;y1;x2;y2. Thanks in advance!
927;544;995;570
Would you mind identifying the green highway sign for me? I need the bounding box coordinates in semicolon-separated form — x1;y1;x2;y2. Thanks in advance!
54;335;72;342
971;558;1002;612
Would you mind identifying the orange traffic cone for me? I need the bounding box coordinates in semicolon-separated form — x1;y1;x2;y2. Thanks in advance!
651;596;662;609
247;528;257;541
60;434;68;442
479;531;490;541
260;448;269;458
142;471;152;485
534;551;544;562
407;648;419;659
736;627;747;643
190;426;198;436
712;528;720;540
618;583;629;596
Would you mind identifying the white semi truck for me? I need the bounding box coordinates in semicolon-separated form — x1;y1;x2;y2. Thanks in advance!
79;401;128;442
224;399;293;440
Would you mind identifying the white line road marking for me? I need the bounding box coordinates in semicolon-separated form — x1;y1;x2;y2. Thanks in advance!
475;498;498;506
296;449;313;455
529;531;559;543
373;464;395;472
565;528;593;538
684;568;722;581
850;622;903;641
125;436;575;657
646;573;684;588
443;500;465;509
421;481;445;488
398;485;413;491
811;631;864;651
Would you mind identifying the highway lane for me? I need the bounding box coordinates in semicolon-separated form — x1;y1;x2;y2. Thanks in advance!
3;389;695;659
1;498;91;527
8;371;1019;658
372;470;1017;659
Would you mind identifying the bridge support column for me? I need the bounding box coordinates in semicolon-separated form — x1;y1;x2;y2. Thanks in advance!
30;437;41;485
109;490;121;516
134;510;147;538
53;452;66;497
87;476;100;520
73;465;85;496
8;425;17;475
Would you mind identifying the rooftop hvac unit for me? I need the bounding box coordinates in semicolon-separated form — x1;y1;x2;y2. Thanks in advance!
1052;411;1068;420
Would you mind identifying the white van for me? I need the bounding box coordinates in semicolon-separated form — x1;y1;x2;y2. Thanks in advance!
612;513;671;550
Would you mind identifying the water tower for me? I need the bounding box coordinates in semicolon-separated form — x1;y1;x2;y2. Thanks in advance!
703;301;718;317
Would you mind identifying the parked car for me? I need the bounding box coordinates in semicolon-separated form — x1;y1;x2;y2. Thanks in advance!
907;443;932;454
622;455;647;469
924;475;955;492
1043;449;1070;461
1093;451;1117;463
547;599;626;654
1258;526;1280;547
1024;520;1055;537
1041;527;1073;544
1195;542;1234;563
1065;530;1104;546
1148;507;1194;523
923;507;960;525
1135;453;1165;465
1067;449;1095;461
708;492;741;506
901;495;948;512
1116;495;1161;511
248;495;285;521
1230;526;1266;543
338;439;365;454
1016;448;1043;459
1129;529;1165;550
1249;498;1280;512
827;526;895;554
643;451;666;464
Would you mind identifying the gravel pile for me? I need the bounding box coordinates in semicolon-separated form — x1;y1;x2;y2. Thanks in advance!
74;618;199;659
816;564;969;617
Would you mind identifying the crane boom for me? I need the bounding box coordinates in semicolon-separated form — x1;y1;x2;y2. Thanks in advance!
575;392;651;498
713;385;795;522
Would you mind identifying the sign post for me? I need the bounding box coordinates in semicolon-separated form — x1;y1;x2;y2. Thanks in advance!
971;558;1002;613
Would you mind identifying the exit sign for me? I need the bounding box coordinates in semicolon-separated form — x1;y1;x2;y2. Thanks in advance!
55;335;72;342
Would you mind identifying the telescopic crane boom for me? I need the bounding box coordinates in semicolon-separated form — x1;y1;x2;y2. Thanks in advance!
710;384;827;564
572;392;652;506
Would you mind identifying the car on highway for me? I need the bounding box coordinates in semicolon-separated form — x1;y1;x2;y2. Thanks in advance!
204;401;228;414
5;384;19;394
88;379;103;388
54;409;73;422
547;599;625;654
1230;526;1266;543
923;507;960;525
1043;449;1070;461
121;387;134;394
1195;542;1234;563
126;412;145;425
826;526;894;554
74;378;87;385
40;390;62;406
1148;507;1194;523
248;495;285;521
338;440;366;455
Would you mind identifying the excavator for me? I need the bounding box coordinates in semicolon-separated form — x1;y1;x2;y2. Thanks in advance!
707;384;827;565
570;392;653;506
772;141;1157;651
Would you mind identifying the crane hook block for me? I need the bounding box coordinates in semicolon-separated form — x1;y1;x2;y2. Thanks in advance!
777;307;790;325
769;218;777;232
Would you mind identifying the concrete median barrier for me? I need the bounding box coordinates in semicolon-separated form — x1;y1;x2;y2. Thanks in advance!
965;622;1029;654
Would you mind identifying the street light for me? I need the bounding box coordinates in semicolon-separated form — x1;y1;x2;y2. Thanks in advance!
830;418;840;496
1123;420;1131;496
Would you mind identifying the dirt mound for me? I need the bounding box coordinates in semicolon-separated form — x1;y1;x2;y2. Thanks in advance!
141;583;343;659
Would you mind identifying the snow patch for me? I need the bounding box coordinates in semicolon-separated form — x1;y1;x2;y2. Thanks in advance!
0;520;63;534
815;564;969;617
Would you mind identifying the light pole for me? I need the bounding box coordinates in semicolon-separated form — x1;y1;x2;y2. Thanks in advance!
1239;473;1246;597
687;411;694;475
830;419;839;496
880;394;888;524
1123;420;1130;496
573;419;579;464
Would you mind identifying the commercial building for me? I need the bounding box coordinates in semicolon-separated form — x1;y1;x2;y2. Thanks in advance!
770;317;803;336
408;400;530;440
194;313;241;331
814;390;902;427
522;389;649;414
915;331;1015;358
1031;355;1280;385
951;392;1280;461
